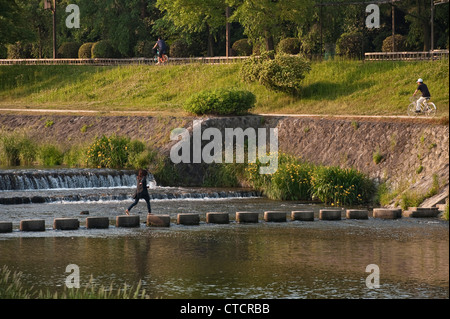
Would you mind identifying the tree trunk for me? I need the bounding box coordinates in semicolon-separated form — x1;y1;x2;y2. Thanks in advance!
264;30;274;51
207;31;214;57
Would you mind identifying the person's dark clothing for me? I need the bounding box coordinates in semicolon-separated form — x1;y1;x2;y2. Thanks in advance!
128;176;151;213
157;39;166;55
417;83;431;97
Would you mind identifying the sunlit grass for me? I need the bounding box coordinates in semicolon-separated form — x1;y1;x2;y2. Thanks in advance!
0;59;448;116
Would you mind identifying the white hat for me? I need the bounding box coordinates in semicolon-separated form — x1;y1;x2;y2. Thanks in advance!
417;78;423;83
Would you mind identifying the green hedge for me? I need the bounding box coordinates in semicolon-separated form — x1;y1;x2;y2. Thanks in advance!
232;39;252;56
277;38;301;55
183;88;256;115
91;40;116;58
58;42;80;58
336;31;364;59
78;42;94;58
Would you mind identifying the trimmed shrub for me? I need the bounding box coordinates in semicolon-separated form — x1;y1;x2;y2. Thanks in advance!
240;50;275;83
277;38;301;55
78;42;94;58
6;41;32;59
134;40;154;58
170;39;190;57
183;88;256;115
91;40;115;58
232;39;252;56
336;31;364;59
57;42;80;58
258;53;311;94
382;34;407;52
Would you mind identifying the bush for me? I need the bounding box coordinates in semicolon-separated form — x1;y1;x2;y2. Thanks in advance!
277;38;301;55
0;133;37;166
336;31;364;59
310;166;374;206
6;42;32;59
86;135;129;168
39;145;64;166
258;53;311;94
57;42;80;58
232;39;252;56
240;51;274;83
134;40;154;58
91;40;116;58
382;34;407;52
183;88;256;115
78;42;94;58
170;39;190;57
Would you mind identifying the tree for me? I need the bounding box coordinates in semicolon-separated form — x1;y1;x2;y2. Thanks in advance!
0;0;34;47
230;0;312;51
156;0;226;56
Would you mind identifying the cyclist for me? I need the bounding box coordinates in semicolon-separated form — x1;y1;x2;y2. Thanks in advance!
153;36;167;64
413;78;431;113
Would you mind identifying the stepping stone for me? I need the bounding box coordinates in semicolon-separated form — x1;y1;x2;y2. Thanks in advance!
319;209;342;220
86;217;110;229
291;210;314;221
147;214;171;227
235;212;259;223
372;208;402;219
0;222;13;233
53;218;80;230
116;215;140;227
206;212;229;224
20;219;45;231
346;209;369;220
264;211;286;222
177;213;200;225
403;207;440;218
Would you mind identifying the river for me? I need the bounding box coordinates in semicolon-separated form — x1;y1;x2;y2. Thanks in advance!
0;169;448;299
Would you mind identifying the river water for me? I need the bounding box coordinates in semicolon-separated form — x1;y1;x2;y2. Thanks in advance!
0;195;448;299
0;169;448;299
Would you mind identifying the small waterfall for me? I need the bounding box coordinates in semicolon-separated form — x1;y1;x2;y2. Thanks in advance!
0;169;153;191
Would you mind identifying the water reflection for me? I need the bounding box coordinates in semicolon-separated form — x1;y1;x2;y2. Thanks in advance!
0;198;448;299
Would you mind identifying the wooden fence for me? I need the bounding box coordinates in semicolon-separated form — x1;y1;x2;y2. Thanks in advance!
0;56;250;66
365;50;449;61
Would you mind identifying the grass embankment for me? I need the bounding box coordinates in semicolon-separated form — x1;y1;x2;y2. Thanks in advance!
0;59;448;117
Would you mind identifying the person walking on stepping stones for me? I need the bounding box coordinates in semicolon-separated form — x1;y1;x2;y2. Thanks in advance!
126;169;152;215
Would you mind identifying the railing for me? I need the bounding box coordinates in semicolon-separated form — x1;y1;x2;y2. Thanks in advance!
365;50;449;61
0;56;250;66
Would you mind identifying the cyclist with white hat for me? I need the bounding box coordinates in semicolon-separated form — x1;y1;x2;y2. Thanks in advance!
413;78;431;113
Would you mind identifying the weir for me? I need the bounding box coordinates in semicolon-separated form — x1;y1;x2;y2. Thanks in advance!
0;169;148;191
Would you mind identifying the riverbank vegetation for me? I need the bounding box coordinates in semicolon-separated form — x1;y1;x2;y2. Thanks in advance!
0;58;448;117
0;265;148;299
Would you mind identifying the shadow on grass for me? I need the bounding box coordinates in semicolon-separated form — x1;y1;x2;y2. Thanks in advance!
299;80;375;100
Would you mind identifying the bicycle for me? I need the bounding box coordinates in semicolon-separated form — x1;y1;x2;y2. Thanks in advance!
153;49;168;65
407;95;436;117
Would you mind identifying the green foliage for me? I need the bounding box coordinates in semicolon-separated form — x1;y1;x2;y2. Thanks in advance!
183;88;256;115
310;166;374;206
232;39;252;56
372;149;383;164
134;40;154;58
241;51;311;94
91;40;116;58
277;38;301;55
57;42;81;58
0;132;37;166
245;153;374;205
382;34;407;52
39;145;64;166
0;265;149;299
336;31;363;59
78;43;95;59
86;135;130;168
258;53;311;94
6;41;32;59
169;39;190;57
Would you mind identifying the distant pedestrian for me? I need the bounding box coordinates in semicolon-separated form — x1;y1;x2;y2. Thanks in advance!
126;169;152;215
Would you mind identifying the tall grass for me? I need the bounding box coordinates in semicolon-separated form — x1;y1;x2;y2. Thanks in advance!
0;265;149;299
245;153;375;206
0;59;448;116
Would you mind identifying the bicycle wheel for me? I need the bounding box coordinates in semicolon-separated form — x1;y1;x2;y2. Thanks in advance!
425;102;437;117
162;54;168;63
407;103;418;116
